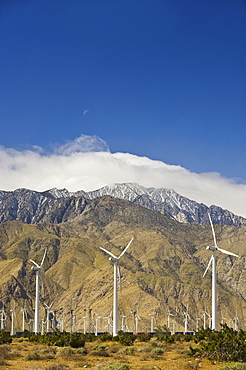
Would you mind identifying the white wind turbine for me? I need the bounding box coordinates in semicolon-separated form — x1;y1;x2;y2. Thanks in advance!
95;315;100;336
220;313;227;325
0;304;6;331
21;303;28;332
100;237;133;336
149;312;156;333
202;306;209;329
30;248;47;334
203;214;239;331
44;302;53;332
183;307;190;333
167;308;174;331
10;305;16;336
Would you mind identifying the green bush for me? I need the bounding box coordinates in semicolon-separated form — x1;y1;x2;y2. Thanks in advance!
75;347;87;355
136;333;152;342
29;331;86;348
116;331;137;346
189;324;246;362
92;344;108;351
56;346;74;358
118;346;137;355
99;332;113;341
151;347;164;355
0;331;12;344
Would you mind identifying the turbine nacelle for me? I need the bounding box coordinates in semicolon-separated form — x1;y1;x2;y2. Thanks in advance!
206;245;217;251
31;265;42;270
109;256;118;262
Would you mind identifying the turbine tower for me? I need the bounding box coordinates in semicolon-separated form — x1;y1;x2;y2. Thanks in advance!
30;248;47;334
100;237;133;336
203;214;239;331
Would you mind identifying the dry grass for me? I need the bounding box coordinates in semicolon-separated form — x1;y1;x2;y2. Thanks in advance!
0;338;228;370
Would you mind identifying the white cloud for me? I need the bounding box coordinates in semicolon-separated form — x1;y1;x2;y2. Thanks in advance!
0;135;246;218
54;134;110;155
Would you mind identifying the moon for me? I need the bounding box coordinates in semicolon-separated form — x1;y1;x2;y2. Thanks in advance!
83;110;89;115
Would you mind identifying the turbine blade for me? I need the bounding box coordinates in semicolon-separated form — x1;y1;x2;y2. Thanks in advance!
30;259;40;268
208;214;217;247
40;247;47;266
119;237;133;258
203;255;213;277
100;247;117;259
217;247;239;258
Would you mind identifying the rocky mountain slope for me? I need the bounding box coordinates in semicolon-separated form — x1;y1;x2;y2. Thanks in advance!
0;196;245;334
0;183;245;226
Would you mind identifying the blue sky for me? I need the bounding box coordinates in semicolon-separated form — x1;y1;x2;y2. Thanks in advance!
0;0;246;216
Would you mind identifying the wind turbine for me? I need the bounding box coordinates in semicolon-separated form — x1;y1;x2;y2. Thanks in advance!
167;308;174;331
21;303;28;332
233;311;239;331
10;305;16;336
30;248;47;334
44;302;53;333
0;304;6;331
100;237;133;336
95;315;100;336
203;214;239;331
183;307;190;333
220;313;227;325
83;316;87;334
121;312;127;332
202;306;209;329
103;315;111;333
149;312;156;333
195;317;201;332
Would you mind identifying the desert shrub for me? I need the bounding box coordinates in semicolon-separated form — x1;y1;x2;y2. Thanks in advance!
118;346;136;355
218;364;246;370
26;351;41;360
189;324;246;362
138;345;151;353
92;344;108;351
84;333;96;342
0;331;12;344
0;345;10;359
32;345;56;358
29;332;86;348
75;347;87;355
108;344;121;353
116;331;137;346
136;333;152;342
151;347;164;355
100;363;130;370
99;332;113;342
56;346;74;358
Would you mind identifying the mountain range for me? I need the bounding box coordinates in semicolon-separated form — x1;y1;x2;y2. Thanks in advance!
0;192;245;334
0;182;245;227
